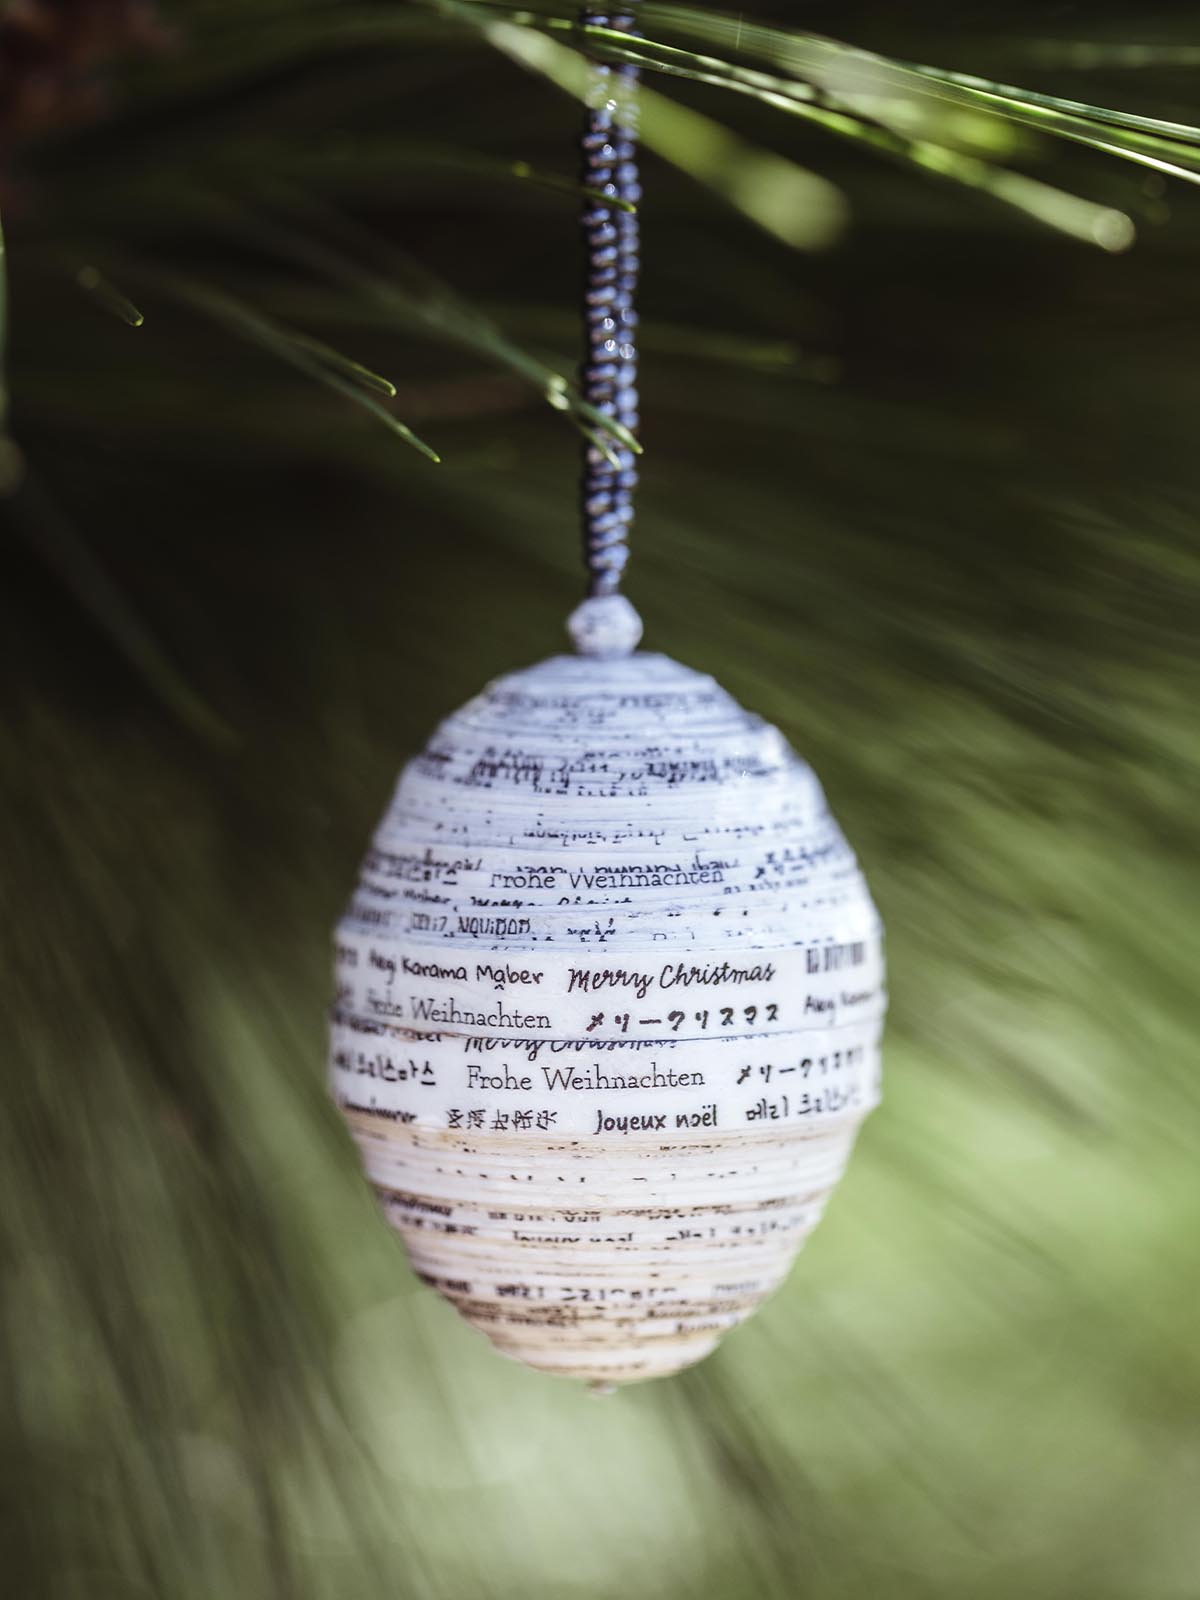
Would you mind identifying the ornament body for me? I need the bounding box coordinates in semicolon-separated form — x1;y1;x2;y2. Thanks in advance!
332;645;884;1385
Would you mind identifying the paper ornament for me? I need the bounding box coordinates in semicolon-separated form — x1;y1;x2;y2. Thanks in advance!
331;599;885;1385
329;9;885;1386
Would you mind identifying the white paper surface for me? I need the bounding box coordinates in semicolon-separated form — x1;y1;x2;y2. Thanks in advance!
332;647;885;1384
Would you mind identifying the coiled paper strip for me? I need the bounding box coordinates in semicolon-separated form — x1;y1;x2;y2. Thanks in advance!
332;648;885;1384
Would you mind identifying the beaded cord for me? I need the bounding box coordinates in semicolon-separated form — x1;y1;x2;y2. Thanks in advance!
579;7;640;598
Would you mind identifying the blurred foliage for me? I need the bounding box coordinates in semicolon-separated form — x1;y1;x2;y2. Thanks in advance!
2;2;1200;1598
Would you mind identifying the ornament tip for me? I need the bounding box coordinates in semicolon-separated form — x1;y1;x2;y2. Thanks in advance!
567;594;643;658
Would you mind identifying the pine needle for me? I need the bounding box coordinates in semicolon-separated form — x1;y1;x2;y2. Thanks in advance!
469;12;849;252
75;266;145;327
155;274;440;463
219;188;644;456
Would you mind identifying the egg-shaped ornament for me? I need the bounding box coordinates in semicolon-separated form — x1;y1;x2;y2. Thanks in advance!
331;599;886;1386
329;10;884;1385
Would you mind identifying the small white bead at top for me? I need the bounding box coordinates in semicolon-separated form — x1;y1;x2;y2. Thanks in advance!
567;594;644;657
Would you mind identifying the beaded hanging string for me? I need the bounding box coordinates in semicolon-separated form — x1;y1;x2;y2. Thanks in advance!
578;8;641;601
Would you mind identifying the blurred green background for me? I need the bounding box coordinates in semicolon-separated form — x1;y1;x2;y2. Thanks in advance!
3;3;1199;1597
